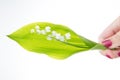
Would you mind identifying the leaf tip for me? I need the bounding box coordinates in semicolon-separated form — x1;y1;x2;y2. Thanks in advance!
6;34;9;37
7;34;13;40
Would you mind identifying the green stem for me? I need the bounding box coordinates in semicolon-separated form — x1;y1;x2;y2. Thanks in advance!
91;43;106;50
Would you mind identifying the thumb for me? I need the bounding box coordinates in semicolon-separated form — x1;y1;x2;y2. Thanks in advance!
102;31;120;48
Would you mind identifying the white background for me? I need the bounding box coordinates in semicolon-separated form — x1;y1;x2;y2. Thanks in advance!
0;0;120;80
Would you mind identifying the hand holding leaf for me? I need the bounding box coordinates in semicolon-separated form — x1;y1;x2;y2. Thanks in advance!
8;22;106;59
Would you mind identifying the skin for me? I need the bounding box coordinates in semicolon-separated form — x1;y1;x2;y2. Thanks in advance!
99;16;120;59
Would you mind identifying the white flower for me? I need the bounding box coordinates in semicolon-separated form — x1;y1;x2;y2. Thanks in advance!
36;29;41;34
51;31;57;37
47;37;52;40
30;29;35;33
41;30;46;35
47;35;52;40
35;25;40;30
45;26;51;32
55;33;61;40
31;25;71;42
65;32;71;39
59;36;65;41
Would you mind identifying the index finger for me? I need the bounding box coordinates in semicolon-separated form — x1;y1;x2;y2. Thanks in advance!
99;16;120;42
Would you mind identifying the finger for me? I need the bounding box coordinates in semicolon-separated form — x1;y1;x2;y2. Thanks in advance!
100;49;120;59
102;31;120;48
99;16;120;42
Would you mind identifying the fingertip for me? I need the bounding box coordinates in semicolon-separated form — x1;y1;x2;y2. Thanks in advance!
117;52;120;57
99;49;114;59
102;40;112;48
105;54;112;59
102;49;120;59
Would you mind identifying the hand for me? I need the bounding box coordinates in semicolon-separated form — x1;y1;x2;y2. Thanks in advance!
99;16;120;59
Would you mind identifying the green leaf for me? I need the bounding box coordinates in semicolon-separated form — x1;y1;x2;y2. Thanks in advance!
7;22;106;59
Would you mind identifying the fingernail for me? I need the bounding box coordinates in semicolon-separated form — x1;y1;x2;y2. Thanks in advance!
118;52;120;56
102;40;112;48
106;54;112;59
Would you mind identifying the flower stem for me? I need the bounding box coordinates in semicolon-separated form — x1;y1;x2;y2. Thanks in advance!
91;43;106;50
